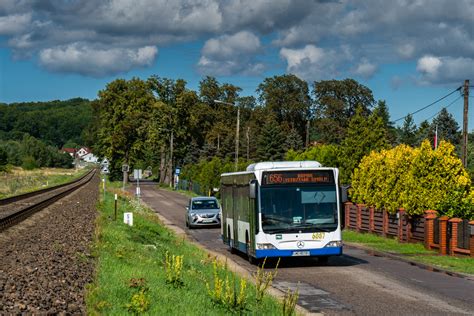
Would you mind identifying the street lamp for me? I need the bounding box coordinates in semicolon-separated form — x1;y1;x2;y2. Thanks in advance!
214;100;240;171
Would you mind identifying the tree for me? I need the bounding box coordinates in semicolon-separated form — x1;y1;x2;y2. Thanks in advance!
313;79;375;144
373;100;396;145
256;118;286;161
257;74;311;140
398;114;417;146
415;120;431;146
431;107;460;146
284;128;304;151
0;147;7;171
95;78;154;180
340;106;389;183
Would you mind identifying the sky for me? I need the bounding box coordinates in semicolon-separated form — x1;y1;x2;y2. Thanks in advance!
0;0;473;127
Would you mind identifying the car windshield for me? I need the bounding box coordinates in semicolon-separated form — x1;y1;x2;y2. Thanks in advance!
192;199;219;210
260;185;338;233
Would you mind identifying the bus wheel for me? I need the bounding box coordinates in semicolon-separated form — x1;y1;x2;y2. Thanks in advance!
246;233;257;264
228;226;236;254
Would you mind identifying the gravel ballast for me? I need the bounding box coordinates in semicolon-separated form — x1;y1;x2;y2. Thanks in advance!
0;175;99;314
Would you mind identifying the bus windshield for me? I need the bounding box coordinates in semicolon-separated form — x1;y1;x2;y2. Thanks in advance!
260;185;338;233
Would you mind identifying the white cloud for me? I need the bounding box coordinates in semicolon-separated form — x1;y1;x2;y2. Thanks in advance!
416;55;474;84
39;44;158;77
352;59;377;79
0;13;30;35
198;31;264;76
279;45;339;81
417;55;442;75
0;0;474;81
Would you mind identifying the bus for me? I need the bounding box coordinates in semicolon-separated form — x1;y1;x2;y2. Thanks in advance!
220;161;347;264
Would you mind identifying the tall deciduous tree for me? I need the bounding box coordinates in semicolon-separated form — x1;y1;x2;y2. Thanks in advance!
313;79;375;144
257;74;311;139
96;78;154;180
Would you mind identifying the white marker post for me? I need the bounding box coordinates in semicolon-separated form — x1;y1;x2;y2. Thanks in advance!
124;212;133;226
102;178;106;201
114;194;118;220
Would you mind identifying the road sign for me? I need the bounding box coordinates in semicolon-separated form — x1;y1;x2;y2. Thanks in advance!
134;169;142;180
122;164;129;172
175;167;181;175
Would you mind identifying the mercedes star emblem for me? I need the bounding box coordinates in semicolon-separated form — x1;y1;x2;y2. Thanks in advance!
297;241;304;249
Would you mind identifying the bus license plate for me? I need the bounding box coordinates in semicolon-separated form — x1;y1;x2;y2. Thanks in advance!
292;251;310;257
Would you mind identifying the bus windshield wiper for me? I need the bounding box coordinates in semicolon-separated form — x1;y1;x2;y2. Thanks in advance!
291;224;332;232
264;228;291;234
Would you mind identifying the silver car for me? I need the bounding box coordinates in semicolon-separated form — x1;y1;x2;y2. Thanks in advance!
185;197;221;228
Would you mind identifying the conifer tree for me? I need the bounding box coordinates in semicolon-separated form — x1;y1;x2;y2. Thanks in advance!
256;119;286;161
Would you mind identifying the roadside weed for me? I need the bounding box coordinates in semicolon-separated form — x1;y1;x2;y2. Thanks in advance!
254;257;280;302
206;259;248;311
164;251;184;287
282;285;299;316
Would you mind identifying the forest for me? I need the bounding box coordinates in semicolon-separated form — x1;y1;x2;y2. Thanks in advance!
88;75;468;186
0;75;468;186
0;98;93;170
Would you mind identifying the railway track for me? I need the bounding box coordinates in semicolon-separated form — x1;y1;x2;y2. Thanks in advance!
0;169;96;232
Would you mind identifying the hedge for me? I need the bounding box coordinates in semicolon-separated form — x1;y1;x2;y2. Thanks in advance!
351;140;474;219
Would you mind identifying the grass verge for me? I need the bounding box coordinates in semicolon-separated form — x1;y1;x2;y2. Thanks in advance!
343;230;474;275
86;184;293;315
0;167;89;198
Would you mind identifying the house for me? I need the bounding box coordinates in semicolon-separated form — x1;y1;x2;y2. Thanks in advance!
61;148;76;158
82;152;99;163
76;147;91;158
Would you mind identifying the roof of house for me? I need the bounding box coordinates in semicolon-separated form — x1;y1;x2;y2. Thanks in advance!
62;148;76;153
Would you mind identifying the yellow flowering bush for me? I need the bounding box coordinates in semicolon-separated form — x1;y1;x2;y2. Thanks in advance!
351;140;474;218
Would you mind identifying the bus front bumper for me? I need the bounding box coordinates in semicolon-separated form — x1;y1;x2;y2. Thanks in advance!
255;246;342;258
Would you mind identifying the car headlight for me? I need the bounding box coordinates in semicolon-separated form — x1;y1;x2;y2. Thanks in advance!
190;213;196;217
325;241;343;248
256;243;277;250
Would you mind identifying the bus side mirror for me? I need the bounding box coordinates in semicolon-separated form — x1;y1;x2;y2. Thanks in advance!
340;185;349;203
249;180;257;199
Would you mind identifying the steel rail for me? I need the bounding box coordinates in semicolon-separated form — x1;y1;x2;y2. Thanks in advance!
0;170;96;232
0;169;95;206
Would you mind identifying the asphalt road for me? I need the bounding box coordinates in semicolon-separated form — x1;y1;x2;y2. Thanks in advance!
137;185;474;315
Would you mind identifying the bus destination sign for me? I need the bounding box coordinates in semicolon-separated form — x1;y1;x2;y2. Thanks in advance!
262;171;334;185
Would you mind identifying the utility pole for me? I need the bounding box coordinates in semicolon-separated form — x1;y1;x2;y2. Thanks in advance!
169;130;174;188
235;107;240;171
306;120;310;147
246;126;250;160
462;80;469;168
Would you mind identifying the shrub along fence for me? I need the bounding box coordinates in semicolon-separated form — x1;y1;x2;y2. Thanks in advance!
344;203;474;257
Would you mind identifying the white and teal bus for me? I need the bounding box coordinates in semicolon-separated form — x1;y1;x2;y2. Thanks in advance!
220;161;347;263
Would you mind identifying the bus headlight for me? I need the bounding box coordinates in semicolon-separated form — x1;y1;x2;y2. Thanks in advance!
257;243;276;250
325;241;343;248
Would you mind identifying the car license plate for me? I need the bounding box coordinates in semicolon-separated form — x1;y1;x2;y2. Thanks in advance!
292;251;310;256
202;219;213;223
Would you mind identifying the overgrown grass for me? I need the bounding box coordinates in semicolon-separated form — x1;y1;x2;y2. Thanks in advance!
343;230;474;275
0;167;89;198
86;186;288;315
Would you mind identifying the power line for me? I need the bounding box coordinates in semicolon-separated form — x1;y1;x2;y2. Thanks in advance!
393;86;462;123
423;94;463;122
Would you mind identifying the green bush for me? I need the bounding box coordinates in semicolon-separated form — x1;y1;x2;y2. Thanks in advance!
351;140;473;219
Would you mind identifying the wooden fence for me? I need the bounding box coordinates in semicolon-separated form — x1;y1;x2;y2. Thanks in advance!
344;203;474;257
